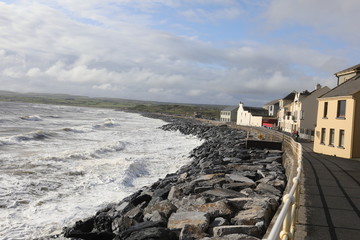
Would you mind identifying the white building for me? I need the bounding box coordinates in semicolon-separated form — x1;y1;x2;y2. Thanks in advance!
236;102;269;127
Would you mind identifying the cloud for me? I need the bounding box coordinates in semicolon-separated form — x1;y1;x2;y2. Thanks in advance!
264;0;360;44
0;0;354;106
181;7;242;23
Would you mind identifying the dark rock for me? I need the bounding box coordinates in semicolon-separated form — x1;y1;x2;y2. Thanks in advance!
64;229;115;240
119;220;167;239
121;227;177;240
112;215;135;234
144;200;177;219
202;189;246;201
94;212;112;232
180;224;209;240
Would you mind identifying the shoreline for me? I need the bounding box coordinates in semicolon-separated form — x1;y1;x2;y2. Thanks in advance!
62;114;286;240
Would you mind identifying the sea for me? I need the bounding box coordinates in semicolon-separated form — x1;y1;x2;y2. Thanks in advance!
0;102;203;240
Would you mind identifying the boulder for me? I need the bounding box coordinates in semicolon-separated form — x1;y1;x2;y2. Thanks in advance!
168;211;210;231
231;207;270;226
213;225;261;238
120;227;177;240
208;217;229;228
255;183;282;197
143;200;177;219
222;182;255;191
180;224;209;240
178;200;233;218
201;234;260;240
202;188;246;201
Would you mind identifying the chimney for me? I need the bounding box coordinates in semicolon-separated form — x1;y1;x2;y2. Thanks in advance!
316;84;321;90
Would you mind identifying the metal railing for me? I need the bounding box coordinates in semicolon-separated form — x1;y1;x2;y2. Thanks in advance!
265;141;302;240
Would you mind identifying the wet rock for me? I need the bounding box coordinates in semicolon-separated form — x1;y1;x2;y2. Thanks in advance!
64;230;115;240
94;212;112;232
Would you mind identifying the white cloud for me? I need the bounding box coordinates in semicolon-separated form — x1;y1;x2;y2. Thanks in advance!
0;0;354;106
264;0;360;44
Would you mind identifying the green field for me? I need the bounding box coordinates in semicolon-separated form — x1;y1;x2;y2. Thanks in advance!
0;90;223;120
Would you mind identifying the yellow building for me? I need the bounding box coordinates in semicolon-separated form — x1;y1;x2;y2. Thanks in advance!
313;64;360;158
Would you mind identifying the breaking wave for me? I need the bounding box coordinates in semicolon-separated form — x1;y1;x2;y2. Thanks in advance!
93;118;117;129
121;161;150;187
62;127;88;134
44;141;127;162
13;130;55;142
20;115;42;121
0;131;55;145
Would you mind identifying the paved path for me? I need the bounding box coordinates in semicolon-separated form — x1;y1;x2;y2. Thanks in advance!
295;141;360;240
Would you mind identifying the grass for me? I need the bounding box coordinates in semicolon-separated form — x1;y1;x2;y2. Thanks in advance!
0;91;223;120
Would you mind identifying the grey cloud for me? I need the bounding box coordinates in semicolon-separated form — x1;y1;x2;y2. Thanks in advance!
0;1;349;106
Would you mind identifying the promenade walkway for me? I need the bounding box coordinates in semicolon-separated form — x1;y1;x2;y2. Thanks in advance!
295;141;360;239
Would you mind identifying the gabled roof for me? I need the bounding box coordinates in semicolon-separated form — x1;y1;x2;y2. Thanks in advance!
243;106;268;117
335;64;360;76
263;99;279;106
222;105;238;111
320;74;360;98
282;91;296;101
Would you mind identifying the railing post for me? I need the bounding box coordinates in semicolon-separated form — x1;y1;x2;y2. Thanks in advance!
280;194;294;240
290;177;300;237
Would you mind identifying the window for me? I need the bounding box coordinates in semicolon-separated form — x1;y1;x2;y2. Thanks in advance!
321;128;326;144
339;130;345;148
300;110;304;120
323;102;328;118
337;100;346;118
329;129;334;146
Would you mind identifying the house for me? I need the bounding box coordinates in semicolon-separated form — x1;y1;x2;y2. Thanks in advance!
220;106;238;123
236;102;273;127
277;91;297;132
335;63;360;85
263;99;280;117
313;64;360;158
295;85;331;140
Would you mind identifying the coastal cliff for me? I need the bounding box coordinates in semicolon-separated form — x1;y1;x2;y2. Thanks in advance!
63;116;286;240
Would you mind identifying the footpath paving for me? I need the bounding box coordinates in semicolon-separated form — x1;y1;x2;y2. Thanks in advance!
295;141;360;240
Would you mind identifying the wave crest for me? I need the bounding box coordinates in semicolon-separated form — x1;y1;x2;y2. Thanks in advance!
93;119;117;129
121;161;149;187
20;115;42;121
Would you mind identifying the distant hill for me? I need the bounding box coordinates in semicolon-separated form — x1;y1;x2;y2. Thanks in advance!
0;90;224;120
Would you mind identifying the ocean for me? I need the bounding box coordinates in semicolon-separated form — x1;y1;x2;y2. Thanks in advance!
0;102;203;240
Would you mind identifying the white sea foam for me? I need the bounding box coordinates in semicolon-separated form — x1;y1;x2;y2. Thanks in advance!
0;102;203;239
19;115;42;121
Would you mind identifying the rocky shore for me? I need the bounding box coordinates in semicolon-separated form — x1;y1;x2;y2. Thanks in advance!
63;115;286;240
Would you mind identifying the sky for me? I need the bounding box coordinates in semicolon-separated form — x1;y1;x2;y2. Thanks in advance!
0;0;359;106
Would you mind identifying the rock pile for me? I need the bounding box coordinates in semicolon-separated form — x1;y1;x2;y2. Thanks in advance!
63;118;286;240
